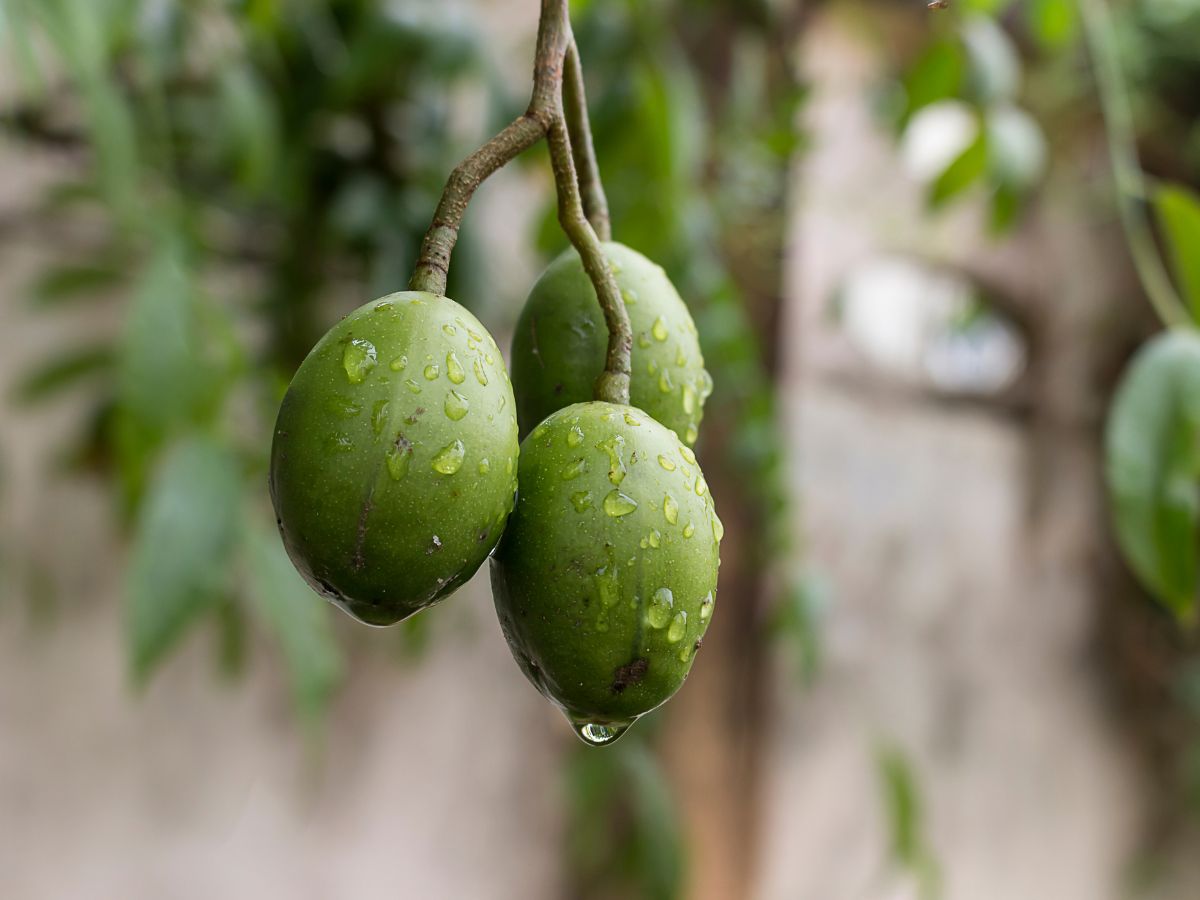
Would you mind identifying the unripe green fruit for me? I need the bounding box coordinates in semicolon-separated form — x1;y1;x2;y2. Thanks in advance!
491;401;722;745
270;292;519;626
511;242;712;446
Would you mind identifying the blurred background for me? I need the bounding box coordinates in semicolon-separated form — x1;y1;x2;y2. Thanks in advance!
2;0;1200;897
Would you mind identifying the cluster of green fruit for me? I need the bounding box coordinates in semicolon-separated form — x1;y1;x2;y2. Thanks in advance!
270;243;720;744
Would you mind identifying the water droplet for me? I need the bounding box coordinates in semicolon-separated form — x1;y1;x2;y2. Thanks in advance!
695;476;708;497
667;610;688;643
624;413;641;426
683;521;695;539
658;455;676;472
432;439;465;475
572;721;630;746
676;346;687;367
485;353;496;365
446;351;466;384
648;360;658;375
467;328;484;342
567;425;584;447
478;458;491;475
562;457;589;480
711;511;724;541
389;355;408;372
342;339;377;383
371;399;390;434
679;446;696;465
571;490;593;512
698;369;714;401
682;383;697;415
404;379;421;394
699;591;714;623
386;442;411;480
638;333;652;349
603;490;638;517
648;530;661;548
442;324;457;337
652;317;668;342
659;371;675;396
506;457;514;475
444;390;470;421
594;565;619;609
648;587;673;628
596;616;610;632
473;358;489;386
331;433;354;453
331;397;363;417
621;287;638;305
597;434;627;485
685;424;698;445
423;363;440;380
663;493;679;525
678;646;692;663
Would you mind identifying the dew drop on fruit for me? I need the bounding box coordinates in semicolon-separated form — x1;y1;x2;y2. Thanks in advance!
647;587;673;628
573;721;630;746
389;355;408;372
342;339;377;383
331;433;354;453
446;351;466;384
638;334;652;349
658;370;673;393
682;383;697;416
652;317;668;342
603;490;638;517
562;457;588;480
386;444;411;480
667;610;688;643
444;390;470;421
683;521;695;539
594;565;619;609
566;425;584;448
331;397;363;417
597;434;627;485
648;530;661;548
695;476;708;497
467;328;484;343
663;493;679;525
648;360;658;375
621;287;638;305
371;399;390;434
676;346;687;367
679;446;696;466
473;358;489;386
658;455;676;472
624;413;641;427
699;591;714;623
404;379;421;394
571;490;593;512
432;439;465;475
685;424;698;445
443;324;457;337
423;363;440;380
711;511;724;541
478;458;491;475
485;353;495;365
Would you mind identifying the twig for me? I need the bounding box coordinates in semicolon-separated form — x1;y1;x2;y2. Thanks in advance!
563;41;611;242
407;0;630;403
1076;0;1190;329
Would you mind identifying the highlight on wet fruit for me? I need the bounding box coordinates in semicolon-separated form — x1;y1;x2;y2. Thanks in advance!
270;292;519;626
511;242;713;446
490;402;722;745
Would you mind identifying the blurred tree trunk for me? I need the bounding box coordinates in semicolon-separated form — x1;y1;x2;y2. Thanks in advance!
659;7;806;899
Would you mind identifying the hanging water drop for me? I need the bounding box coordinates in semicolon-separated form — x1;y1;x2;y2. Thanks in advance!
699;591;714;623
572;720;630;746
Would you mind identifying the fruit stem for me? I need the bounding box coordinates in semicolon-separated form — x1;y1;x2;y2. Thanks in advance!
563;40;612;242
408;0;631;405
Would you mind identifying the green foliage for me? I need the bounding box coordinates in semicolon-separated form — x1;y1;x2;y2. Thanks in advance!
1154;183;1200;320
1105;331;1200;623
877;746;941;900
126;438;243;680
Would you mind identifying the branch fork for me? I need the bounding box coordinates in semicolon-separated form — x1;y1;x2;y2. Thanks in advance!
408;0;630;405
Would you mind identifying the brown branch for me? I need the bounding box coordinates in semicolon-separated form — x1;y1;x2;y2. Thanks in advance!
407;0;630;404
563;41;611;242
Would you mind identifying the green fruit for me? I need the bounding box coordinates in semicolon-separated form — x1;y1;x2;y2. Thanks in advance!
270;292;519;626
491;401;721;745
511;242;712;446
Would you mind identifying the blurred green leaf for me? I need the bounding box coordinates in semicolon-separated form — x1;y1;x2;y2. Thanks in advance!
930;129;987;208
878;746;941;899
961;15;1020;103
245;524;344;724
11;344;113;406
768;573;828;685
1027;0;1079;51
126;437;242;680
901;40;965;124
30;263;124;307
218;63;281;193
1106;331;1200;622
1154;183;1200;321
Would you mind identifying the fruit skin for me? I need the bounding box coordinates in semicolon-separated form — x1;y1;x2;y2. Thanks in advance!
491;401;721;734
511;242;712;446
270;292;518;626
